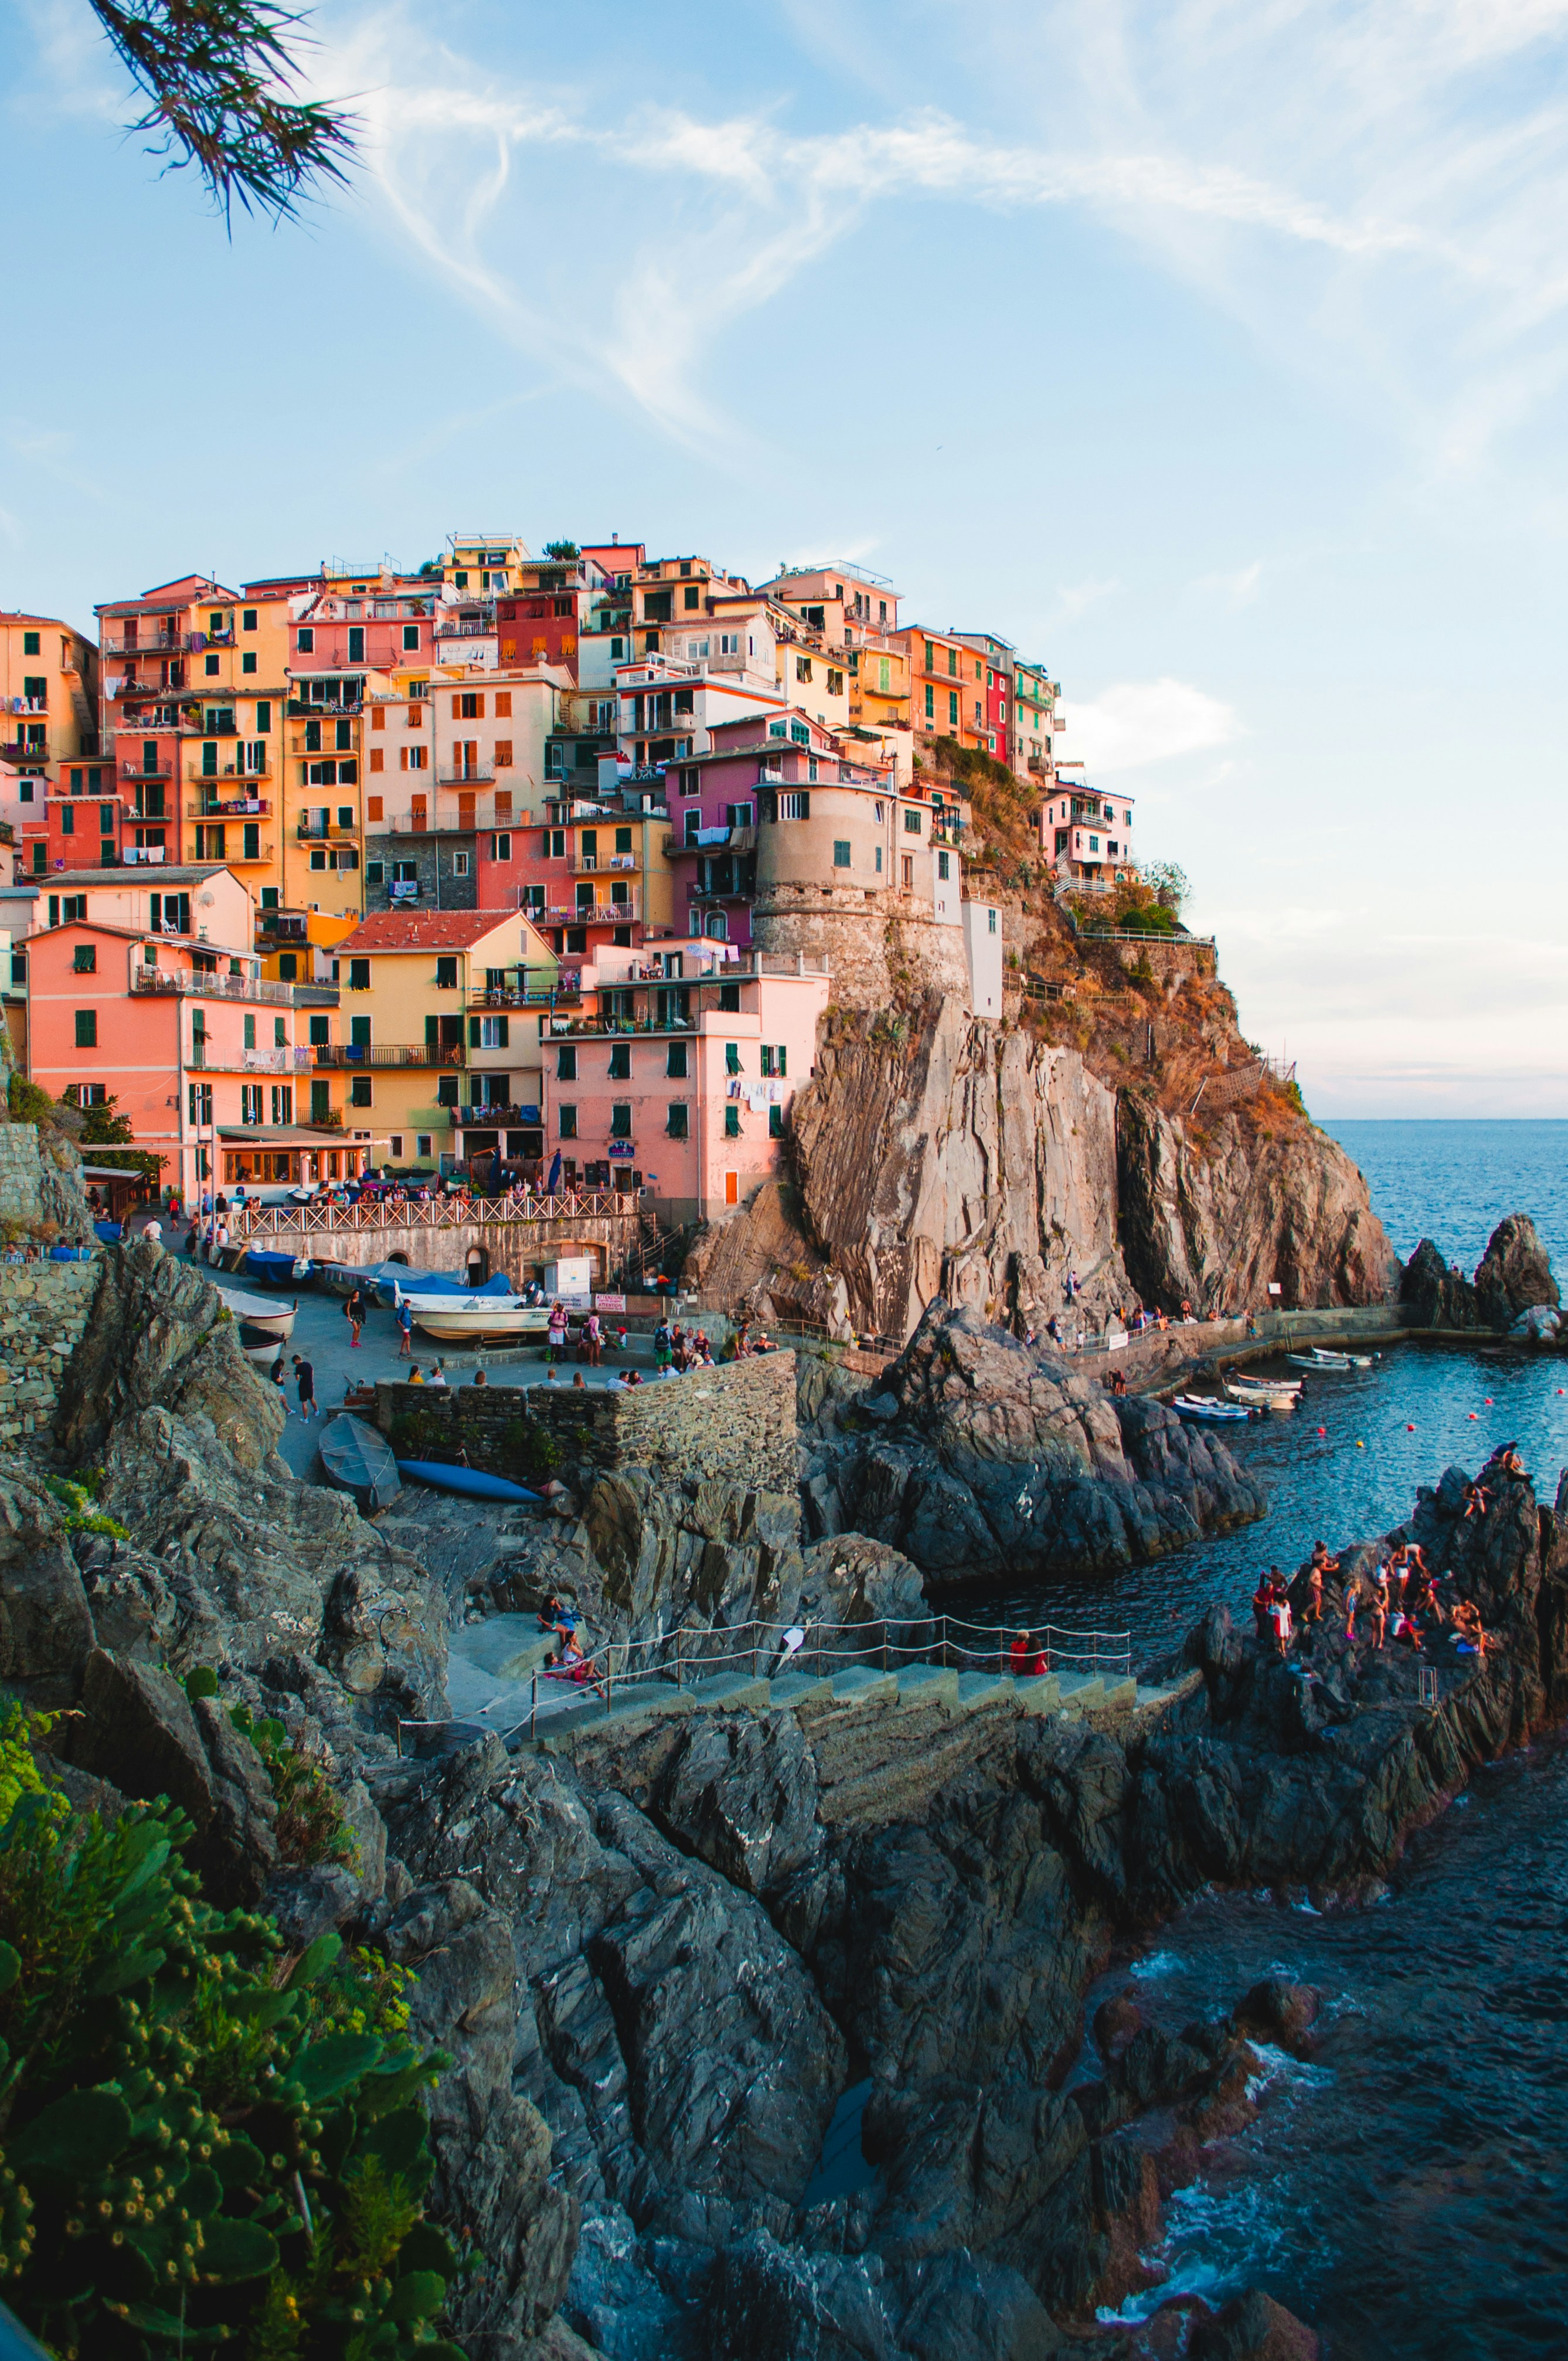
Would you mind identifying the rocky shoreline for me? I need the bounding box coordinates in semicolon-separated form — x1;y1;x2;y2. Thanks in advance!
3;1225;1566;2358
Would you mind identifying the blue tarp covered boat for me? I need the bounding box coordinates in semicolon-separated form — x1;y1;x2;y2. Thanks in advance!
395;1460;542;1503
320;1415;402;1513
243;1249;313;1286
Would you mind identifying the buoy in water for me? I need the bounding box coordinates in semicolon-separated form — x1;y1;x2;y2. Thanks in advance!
1468;1412;1478;1421
1406;1422;1416;1430
1356;1440;1365;1448
1317;1425;1326;1435
1484;1397;1493;1405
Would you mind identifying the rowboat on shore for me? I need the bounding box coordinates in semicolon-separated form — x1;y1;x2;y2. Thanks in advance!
402;1293;550;1344
1285;1346;1379;1372
212;1286;295;1342
1172;1393;1254;1424
319;1414;402;1514
239;1324;284;1368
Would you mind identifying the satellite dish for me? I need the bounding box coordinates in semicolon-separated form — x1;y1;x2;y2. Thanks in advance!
198;892;216;908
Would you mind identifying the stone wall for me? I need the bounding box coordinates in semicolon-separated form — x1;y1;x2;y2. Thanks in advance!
363;831;478;913
0;1259;100;1445
752;889;970;1008
1103;935;1217;981
373;1348;798;1494
237;1208;644;1289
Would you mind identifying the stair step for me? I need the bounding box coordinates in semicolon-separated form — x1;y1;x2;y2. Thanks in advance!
771;1672;834;1711
530;1684;693;1751
955;1672;1016;1711
1056;1672;1105;1717
1015;1672;1062;1716
688;1672;771;1711
829;1666;899;1707
1098;1675;1137;1710
894;1663;960;1709
447;1615;558;1685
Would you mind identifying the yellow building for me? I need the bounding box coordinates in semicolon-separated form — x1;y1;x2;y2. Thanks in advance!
183;586;294;911
442;535;532;597
328;908;557;1174
0;609;100;837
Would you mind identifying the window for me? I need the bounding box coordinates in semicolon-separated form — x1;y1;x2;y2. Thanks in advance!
191;1082;214;1125
760;1045;786;1077
948;647;958;675
666;1040;688;1079
902;855;914;891
243;1014;256;1049
610;1102;632;1137
938;850;950;880
558;1104;578;1138
404;745;428;770
720;982;740;1013
74;1008;96;1047
277;953;298;980
274;1016;287;1048
683;585;700;609
297;628;313;651
436;1074;458;1108
556;1045;577;1081
490;833;512;862
522;882;544;915
60;805;74;837
904;807;923;834
725;1042;742;1075
72;943;96;973
452;852;470;878
795;656;812;682
778;791;809;820
724;1103;740;1137
347;627;364;663
335;718;353;752
256;701;271;733
458;692;483;719
546;828;565;858
22;631;39;656
205;654;219;676
474;1014;508;1048
988;909;998;934
666;1103;688;1139
827;668;843;697
350;1075;373;1107
948;691;958;726
769;1105;784;1139
242;652;257;674
832;840;851;869
271;1086;293;1125
924;685;934;721
492;691;512;719
494;740;513;768
436;956;458;988
369;748;383;773
403;624;419;650
608;1042;630;1079
348;957;370;990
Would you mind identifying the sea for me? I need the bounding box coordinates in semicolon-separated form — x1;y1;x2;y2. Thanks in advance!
1002;1121;1568;2356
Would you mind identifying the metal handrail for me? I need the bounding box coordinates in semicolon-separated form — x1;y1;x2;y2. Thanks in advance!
232;1190;641;1236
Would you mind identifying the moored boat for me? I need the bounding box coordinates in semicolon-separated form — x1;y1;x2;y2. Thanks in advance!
319;1414;402;1514
243;1248;314;1287
212;1285;295;1341
1225;1381;1296;1411
1172;1393;1254;1424
403;1293;549;1343
1284;1346;1377;1371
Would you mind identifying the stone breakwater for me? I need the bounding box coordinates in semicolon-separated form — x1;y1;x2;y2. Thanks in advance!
0;1261;98;1445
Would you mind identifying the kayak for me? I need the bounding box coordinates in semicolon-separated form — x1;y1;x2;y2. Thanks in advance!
395;1459;542;1503
320;1414;403;1513
1172;1394;1254;1424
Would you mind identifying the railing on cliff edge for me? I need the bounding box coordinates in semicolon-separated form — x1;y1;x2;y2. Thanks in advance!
232;1191;642;1239
396;1608;1134;1753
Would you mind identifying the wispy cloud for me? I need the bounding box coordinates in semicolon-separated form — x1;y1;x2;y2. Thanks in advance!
1053;576;1122;624
1062;677;1240;772
1191;559;1262;608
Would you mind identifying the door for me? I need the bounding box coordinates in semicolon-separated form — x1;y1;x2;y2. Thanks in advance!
725;1171;739;1207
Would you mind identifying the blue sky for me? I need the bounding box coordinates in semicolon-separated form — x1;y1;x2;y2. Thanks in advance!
4;0;1567;1115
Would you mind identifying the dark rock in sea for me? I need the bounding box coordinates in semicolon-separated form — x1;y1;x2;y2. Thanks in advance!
1399;1237;1481;1329
1188;2287;1321;2360
1233;1978;1319;2056
1093;1988;1144;2060
1474;1212;1560;1331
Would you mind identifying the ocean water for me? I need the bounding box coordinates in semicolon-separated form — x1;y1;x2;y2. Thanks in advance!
1323;1117;1568;1273
1031;1123;1568;2356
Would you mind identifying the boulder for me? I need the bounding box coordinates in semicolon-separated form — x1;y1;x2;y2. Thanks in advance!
1232;1978;1318;2056
1474;1214;1559;1332
1189;2288;1320;2361
1398;1238;1479;1330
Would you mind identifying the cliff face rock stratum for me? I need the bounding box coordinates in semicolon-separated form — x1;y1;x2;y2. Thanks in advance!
687;996;1397;1344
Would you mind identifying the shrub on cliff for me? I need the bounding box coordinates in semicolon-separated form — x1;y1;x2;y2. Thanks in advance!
6;1077;54;1126
0;1703;460;2359
185;1670;359;1874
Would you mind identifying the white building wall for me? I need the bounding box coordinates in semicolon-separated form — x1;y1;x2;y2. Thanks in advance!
962;899;1004;1019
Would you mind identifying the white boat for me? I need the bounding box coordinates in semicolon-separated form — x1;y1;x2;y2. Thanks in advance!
1285;1346;1379;1372
402;1293;550;1344
1225;1381;1296;1411
1172;1393;1254;1424
212;1285;296;1341
1226;1371;1302;1395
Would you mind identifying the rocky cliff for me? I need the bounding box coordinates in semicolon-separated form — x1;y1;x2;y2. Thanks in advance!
1400;1211;1561;1336
685;994;1397;1346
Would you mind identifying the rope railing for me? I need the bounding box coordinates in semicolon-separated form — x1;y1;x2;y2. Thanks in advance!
394;1608;1133;1754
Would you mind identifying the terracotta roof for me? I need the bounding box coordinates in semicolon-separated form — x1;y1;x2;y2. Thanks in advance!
0;613;88;633
336;908;539;953
40;864;230;886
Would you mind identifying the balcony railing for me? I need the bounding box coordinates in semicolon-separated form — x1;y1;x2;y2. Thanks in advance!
532;894;641;925
570;851;640;874
297;823;359;842
188;796;271;818
467;978;578;1008
0;743;45;766
287;697;363;718
189;1045;315;1075
311;1042;467;1069
437;764;495;786
132;970;298;1007
121;760;172;781
452;1103;537;1126
101;635;182;658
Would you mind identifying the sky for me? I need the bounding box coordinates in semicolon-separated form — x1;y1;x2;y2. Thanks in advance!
3;0;1567;1116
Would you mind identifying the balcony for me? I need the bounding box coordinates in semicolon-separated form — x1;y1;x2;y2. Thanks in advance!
312;1042;467;1069
0;743;45;766
466;972;575;1008
132;970;298;1007
182;717;239;737
189;1044;315;1075
101;634;182;659
189;759;271;786
188;796;271;819
287;696;363;718
534;892;641;925
452;1103;537;1127
437;763;495;786
569;851;640;874
110;675;184;699
121;758;172;781
296;823;359;843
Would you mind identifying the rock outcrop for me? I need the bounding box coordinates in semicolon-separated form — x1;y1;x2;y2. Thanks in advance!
799;1303;1266;1577
683;996;1396;1344
1398;1238;1481;1329
1399;1212;1558;1336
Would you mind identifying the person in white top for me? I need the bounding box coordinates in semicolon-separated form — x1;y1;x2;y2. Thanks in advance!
143;1215;162;1245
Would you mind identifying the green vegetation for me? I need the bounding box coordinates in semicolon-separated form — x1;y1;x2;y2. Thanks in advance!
6;1078;55;1127
540;542;580;562
183;1674;358;1873
43;1473;128;1544
68;1091;168;1183
0;1703;458;2359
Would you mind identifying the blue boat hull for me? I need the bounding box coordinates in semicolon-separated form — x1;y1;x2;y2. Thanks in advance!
395;1459;542;1503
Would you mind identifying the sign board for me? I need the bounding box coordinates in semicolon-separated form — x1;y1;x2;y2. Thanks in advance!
594;1292;626;1313
1106;1330;1129;1352
1267;1283;1281;1296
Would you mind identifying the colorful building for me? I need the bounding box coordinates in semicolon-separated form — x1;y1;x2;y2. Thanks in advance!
1013;658;1057;782
539;938;830;1222
1041;785;1137;886
24;862;342;1200
329;908;558;1176
0;610;98;856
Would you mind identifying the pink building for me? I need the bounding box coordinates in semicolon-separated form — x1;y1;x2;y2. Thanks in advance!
26;864;343;1201
538;937;829;1223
